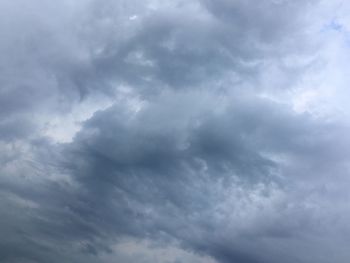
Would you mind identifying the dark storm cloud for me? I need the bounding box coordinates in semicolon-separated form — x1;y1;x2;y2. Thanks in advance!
1;1;350;263
54;91;350;263
3;93;346;263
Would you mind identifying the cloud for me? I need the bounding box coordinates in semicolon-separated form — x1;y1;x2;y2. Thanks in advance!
1;1;350;263
56;89;350;263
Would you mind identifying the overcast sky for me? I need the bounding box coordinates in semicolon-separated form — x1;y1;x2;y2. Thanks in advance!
2;0;350;262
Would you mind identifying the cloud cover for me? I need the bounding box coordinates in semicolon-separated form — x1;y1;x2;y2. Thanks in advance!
2;0;350;262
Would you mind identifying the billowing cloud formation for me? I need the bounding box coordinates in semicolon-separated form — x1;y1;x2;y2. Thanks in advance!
2;0;350;263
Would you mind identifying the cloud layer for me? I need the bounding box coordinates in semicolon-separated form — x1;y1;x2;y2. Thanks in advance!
2;1;350;263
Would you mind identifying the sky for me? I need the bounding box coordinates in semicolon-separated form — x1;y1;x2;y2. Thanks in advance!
1;0;350;262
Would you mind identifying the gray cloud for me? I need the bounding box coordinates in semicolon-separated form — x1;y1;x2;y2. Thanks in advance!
58;91;350;262
1;0;350;263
